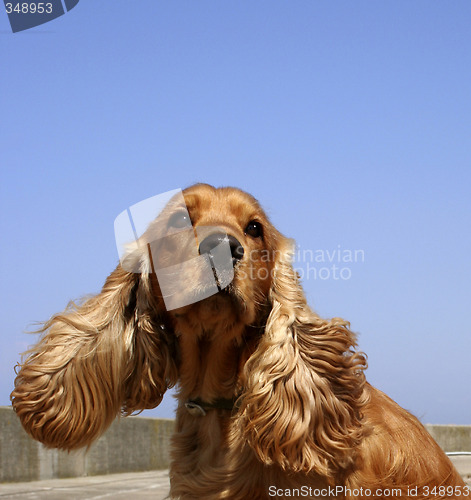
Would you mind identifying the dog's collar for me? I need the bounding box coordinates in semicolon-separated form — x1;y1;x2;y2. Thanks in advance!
184;397;239;417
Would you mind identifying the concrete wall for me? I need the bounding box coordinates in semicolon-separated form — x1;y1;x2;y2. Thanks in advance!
0;407;174;483
426;424;471;453
1;406;470;483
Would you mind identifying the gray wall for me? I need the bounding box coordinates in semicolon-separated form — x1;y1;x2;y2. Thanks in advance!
1;406;470;483
0;407;174;483
426;424;471;453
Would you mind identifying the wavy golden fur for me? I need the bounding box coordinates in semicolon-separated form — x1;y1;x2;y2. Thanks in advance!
11;184;467;499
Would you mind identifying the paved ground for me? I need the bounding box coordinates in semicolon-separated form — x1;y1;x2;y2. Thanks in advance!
0;470;170;499
452;455;471;485
0;457;469;499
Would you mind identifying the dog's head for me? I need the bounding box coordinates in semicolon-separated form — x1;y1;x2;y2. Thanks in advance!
135;183;284;333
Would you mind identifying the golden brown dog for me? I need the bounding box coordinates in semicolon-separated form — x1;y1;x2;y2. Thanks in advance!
11;184;468;499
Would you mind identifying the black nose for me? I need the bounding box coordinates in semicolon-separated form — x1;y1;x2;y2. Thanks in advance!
198;233;244;263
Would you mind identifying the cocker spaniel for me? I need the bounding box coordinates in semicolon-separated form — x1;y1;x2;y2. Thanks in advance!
11;184;468;499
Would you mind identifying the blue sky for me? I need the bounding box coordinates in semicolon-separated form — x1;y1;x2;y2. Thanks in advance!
1;1;470;424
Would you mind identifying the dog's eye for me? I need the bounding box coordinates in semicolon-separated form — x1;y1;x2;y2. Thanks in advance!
168;211;191;229
245;220;263;238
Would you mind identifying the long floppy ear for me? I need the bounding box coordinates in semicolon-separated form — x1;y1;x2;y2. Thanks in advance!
10;266;178;450
238;240;368;476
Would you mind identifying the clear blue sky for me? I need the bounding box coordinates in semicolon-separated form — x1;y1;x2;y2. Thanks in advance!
1;1;470;424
